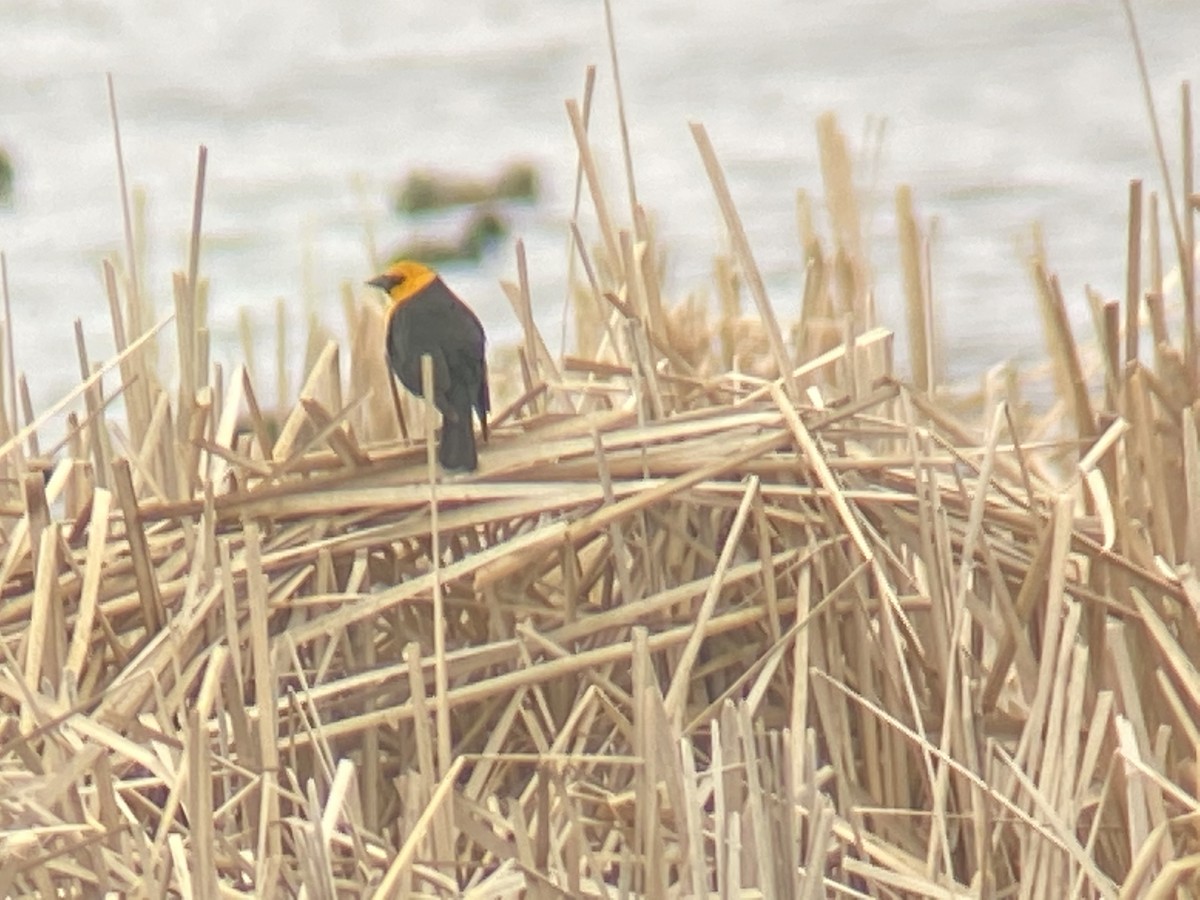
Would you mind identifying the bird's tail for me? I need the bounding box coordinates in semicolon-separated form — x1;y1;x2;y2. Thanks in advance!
439;413;477;472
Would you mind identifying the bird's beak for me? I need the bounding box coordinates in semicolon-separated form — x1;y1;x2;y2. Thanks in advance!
366;275;391;291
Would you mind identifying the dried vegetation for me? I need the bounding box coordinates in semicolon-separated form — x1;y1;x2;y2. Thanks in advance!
2;41;1200;900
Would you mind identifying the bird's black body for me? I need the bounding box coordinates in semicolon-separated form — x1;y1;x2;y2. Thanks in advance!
382;274;489;471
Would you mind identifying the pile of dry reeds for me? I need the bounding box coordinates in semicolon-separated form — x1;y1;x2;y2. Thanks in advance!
3;56;1200;896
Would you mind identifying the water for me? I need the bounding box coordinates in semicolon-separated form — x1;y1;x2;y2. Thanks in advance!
1;0;1197;415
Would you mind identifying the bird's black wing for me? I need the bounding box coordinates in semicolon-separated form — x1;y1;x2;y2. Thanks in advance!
386;280;487;427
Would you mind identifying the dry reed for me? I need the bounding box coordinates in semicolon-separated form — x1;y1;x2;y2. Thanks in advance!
1;45;1200;900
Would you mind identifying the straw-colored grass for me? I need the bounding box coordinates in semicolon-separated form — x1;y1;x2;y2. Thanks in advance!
3;50;1200;898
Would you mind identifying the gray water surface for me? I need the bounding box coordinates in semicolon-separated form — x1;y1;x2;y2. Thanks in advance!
1;0;1196;412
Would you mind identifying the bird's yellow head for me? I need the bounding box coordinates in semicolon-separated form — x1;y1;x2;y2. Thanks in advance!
366;260;438;307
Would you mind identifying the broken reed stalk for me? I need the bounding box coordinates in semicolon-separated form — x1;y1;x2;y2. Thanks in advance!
3;58;1200;900
420;353;452;782
1;254;17;457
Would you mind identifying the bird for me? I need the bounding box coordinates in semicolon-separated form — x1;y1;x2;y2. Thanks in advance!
367;260;489;471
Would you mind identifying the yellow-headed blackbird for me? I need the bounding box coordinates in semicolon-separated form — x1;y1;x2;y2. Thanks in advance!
367;261;489;471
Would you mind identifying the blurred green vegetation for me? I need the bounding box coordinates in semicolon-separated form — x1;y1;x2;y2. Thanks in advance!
387;207;509;266
392;162;538;215
0;145;13;205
